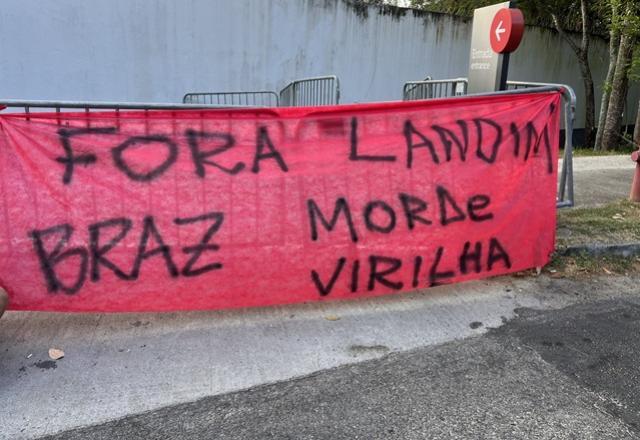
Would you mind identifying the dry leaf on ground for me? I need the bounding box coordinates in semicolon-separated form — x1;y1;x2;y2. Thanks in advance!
48;348;64;360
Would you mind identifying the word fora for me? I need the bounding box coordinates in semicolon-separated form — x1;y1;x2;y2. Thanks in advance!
56;126;288;184
310;238;512;296
55;111;554;185
29;212;224;295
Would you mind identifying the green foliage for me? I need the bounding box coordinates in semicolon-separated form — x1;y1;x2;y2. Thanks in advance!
630;51;640;82
614;1;640;83
615;0;640;35
409;0;608;35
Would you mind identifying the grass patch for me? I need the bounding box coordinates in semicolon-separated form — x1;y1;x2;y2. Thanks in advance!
560;145;636;157
539;199;640;278
556;200;640;248
546;252;640;277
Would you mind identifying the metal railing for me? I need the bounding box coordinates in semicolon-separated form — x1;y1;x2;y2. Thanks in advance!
0;98;234;115
401;76;431;100
182;91;279;107
0;99;239;129
504;81;576;208
402;79;575;208
0;82;575;208
279;75;340;107
402;77;467;100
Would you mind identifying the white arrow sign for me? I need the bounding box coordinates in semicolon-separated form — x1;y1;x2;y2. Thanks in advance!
495;20;506;41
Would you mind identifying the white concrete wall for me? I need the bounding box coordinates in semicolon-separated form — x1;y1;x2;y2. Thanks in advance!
0;0;636;129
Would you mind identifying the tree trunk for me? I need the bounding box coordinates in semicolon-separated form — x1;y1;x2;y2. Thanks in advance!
618;67;631;137
601;33;634;151
580;54;596;149
578;0;595;149
551;1;595;148
633;100;640;148
594;4;620;151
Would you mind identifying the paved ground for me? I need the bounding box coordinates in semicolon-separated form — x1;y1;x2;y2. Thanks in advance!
41;292;640;439
0;277;567;439
567;155;635;206
3;274;640;439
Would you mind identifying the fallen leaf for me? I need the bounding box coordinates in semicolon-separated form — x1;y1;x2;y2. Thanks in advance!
48;348;64;360
324;315;341;321
603;267;613;275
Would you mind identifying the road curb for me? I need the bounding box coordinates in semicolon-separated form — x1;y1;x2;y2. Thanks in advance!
560;242;640;258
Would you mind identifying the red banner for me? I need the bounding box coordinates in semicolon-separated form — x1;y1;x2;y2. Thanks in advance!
0;92;560;312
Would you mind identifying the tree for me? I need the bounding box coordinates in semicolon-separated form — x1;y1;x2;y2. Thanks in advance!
634;99;640;147
600;29;634;149
599;1;640;150
632;54;640;148
594;0;621;150
548;0;596;149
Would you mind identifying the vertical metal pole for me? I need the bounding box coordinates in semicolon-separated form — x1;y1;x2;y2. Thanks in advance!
557;91;575;207
565;98;575;206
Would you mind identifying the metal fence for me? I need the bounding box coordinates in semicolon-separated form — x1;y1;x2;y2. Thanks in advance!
279;75;340;107
0;81;574;208
505;81;576;208
402;79;575;208
0;98;236;128
402;77;467;100
181;75;340;108
0;98;233;113
401;78;556;99
182;91;279;107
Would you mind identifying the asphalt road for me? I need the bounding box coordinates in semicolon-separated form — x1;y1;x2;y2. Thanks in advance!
43;296;640;439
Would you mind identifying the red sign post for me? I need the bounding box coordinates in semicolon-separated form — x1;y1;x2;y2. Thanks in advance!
467;2;525;93
489;8;525;54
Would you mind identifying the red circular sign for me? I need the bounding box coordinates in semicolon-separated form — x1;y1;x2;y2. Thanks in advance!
489;8;524;54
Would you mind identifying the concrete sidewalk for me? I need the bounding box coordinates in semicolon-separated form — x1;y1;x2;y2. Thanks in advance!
563;155;635;206
0;278;560;439
46;297;640;440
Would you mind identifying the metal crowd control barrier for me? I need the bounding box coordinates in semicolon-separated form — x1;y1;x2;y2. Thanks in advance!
506;81;576;208
279;75;340;107
402;79;575;208
402;77;467;100
183;91;279;107
0;99;234;129
0;83;574;208
0;99;232;114
401;76;431;100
